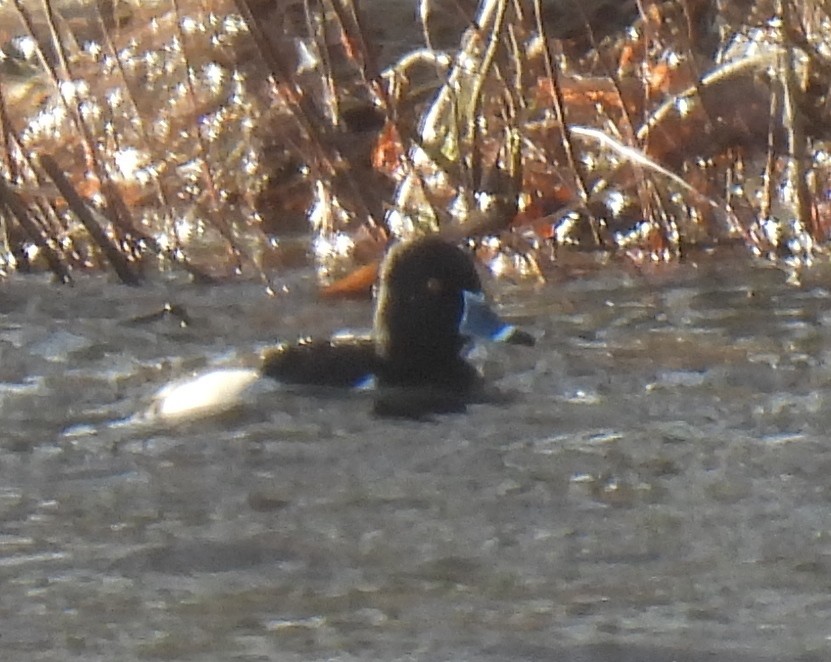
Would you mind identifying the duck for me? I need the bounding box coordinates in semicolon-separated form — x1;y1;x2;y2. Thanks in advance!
149;236;534;421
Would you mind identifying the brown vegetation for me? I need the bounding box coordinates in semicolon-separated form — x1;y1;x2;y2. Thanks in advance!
0;0;828;286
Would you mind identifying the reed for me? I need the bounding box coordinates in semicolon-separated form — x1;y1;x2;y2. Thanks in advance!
0;0;827;284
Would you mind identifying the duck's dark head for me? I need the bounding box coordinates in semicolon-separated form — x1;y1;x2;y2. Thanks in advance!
373;236;533;391
374;237;480;371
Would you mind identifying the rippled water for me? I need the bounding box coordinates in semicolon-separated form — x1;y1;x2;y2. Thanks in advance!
1;253;831;661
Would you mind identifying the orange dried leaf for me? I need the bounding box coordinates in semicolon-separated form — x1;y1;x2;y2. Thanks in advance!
812;202;831;242
341;34;361;62
645;2;663;27
645;226;668;253
534;76;632;115
319;260;379;299
618;43;640;70
512;192;573;239
372;120;405;174
648;62;672;94
76;176;101;199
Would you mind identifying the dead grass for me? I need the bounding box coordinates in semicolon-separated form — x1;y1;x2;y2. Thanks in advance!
0;0;829;286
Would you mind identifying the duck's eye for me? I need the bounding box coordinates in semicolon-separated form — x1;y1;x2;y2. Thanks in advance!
425;277;443;294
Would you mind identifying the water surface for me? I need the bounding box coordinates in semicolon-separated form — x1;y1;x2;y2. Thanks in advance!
0;254;830;661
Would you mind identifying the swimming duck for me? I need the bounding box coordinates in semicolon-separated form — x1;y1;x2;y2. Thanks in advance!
150;236;533;420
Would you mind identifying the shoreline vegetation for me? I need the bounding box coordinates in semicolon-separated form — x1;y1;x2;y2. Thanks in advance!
0;0;828;289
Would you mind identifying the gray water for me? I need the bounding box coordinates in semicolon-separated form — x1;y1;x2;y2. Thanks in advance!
1;253;830;661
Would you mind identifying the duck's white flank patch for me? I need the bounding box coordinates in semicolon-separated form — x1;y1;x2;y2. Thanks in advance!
149;368;261;421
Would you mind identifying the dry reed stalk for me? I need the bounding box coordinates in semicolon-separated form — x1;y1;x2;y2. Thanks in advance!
39;153;140;284
0;173;70;282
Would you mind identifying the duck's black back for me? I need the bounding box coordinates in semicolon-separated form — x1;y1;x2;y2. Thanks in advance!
261;337;378;388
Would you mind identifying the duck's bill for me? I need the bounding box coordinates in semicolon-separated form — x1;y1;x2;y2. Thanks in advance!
461;291;535;346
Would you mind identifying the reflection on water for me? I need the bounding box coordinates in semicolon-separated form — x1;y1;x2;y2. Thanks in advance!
1;255;831;661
